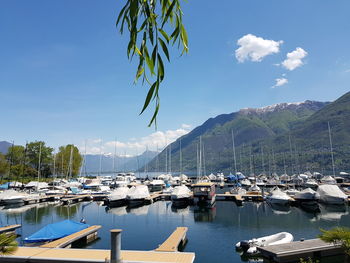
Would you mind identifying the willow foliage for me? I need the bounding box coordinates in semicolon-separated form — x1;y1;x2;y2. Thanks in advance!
117;0;189;127
0;233;18;255
320;227;350;255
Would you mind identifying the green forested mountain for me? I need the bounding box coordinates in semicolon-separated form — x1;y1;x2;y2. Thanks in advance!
146;92;350;175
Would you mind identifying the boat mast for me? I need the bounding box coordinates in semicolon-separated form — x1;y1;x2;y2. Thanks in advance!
179;139;182;174
37;142;42;192
289;135;294;175
249;145;253;175
199;136;202;178
169;144;172;175
261;144;265;174
202;140;206;176
328;122;336;177
231;130;237;175
68;145;73;180
98;141;102;176
113;138;117;173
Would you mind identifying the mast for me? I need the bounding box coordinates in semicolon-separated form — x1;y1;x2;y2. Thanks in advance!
231;130;237;175
328;122;336;177
156;144;159;173
179;139;182;174
249;145;253;175
37;142;42;192
53;152;56;181
68;145;73;180
289;135;294;175
261;144;265;174
113;138;117;173
199;136;202;178
98;142;102;176
283;152;287;175
202;141;206;176
169;144;172;175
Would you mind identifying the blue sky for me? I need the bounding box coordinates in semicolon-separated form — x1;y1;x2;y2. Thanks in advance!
1;0;350;155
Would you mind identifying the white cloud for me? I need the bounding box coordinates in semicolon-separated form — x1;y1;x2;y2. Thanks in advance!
79;124;192;156
272;78;288;89
282;47;308;71
235;34;283;62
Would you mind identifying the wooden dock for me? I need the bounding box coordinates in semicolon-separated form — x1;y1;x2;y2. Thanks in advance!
155;227;188;252
0;224;21;234
40;225;101;248
1;247;195;263
258;238;344;263
24;195;61;205
60;195;92;205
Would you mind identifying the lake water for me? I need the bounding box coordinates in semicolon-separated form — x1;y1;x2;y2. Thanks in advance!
1;195;348;263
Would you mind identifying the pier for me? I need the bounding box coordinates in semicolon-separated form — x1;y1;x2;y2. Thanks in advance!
24;195;61;205
0;224;21;234
40;225;101;248
258;238;344;262
155;227;188;252
2;227;195;263
60;195;93;205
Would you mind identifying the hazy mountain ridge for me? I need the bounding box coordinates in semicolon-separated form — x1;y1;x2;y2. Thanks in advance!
0;141;11;154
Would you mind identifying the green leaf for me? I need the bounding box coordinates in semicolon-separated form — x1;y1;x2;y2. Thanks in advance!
143;46;155;75
140;81;158;114
158;28;170;43
158;37;170;61
148;99;160;127
161;0;177;28
116;2;129;27
135;67;144;81
130;0;139;19
180;25;189;51
157;54;165;81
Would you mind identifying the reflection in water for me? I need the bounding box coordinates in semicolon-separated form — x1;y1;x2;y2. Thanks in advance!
127;205;150;216
171;205;190;215
55;203;81;219
193;206;216;222
106;206;127;216
269;203;291;215
318;204;348;221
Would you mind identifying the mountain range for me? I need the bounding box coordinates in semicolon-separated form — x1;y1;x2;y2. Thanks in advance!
0;141;11;154
145;91;350;175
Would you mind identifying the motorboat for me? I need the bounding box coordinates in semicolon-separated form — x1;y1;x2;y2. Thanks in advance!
24;220;89;244
114;175;131;188
149;179;165;192
304;179;319;188
106;186;129;207
235;232;294;254
284;188;300;198
240;179;251;187
127;185;150;207
1;191;29;205
192;182;216;207
230;187;247;195
320;176;336;185
294;188;320;202
317;184;347;205
248;184;261;193
266;187;291;205
162;186;174;194
171;185;191;206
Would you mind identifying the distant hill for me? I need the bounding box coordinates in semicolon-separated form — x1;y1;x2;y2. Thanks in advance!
83;150;158;174
0;141;11;154
144;95;350;174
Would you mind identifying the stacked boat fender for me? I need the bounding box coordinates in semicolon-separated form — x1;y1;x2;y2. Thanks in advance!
235;232;294;254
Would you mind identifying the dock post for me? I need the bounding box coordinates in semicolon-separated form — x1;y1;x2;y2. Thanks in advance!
110;229;122;263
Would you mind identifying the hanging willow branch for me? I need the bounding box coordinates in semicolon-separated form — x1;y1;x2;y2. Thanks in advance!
116;0;189;127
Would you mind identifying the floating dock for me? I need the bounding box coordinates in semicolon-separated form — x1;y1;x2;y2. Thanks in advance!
3;227;195;263
0;224;21;234
24;195;61;205
40;225;101;248
258;238;344;263
155;227;188;252
60;195;92;205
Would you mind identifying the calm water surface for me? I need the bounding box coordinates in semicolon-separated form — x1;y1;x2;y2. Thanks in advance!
1;196;349;263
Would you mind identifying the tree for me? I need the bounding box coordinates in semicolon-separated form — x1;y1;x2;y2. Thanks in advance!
26;141;53;178
55;145;82;177
117;0;188;126
5;145;25;166
0;233;18;255
320;227;350;256
0;154;9;178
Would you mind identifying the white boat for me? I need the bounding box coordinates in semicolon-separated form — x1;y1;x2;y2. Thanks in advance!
114;175;131;188
240;179;251;187
149;179;165;192
304;179;319;188
107;186;129;207
266;187;291;205
2;192;29;205
320;176;337;185
284;188;300;197
127;185;150;206
171;185;191;206
162;186;174;194
230;187;246;195
294;188;320;202
248;184;260;193
192;182;216;207
317;184;347;205
235;232;294;254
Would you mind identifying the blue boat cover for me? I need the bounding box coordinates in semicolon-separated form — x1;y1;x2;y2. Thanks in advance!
0;182;9;189
24;220;89;243
227;174;237;181
237;174;246;180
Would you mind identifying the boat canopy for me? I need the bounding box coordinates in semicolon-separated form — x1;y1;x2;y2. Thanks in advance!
0;182;10;189
24;220;89;243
